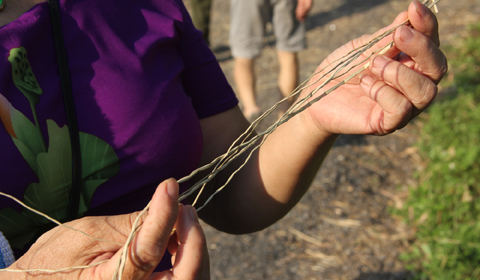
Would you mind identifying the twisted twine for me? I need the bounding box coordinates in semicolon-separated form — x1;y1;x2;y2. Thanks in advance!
0;1;441;278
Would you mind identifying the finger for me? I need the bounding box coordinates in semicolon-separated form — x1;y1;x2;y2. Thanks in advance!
369;55;437;115
166;204;184;267
376;1;439;51
407;0;440;46
171;206;210;279
316;9;409;72
359;74;412;134
393;24;447;84
108;179;180;280
167;224;179;259
357;1;439;59
357;10;409;57
132;179;179;270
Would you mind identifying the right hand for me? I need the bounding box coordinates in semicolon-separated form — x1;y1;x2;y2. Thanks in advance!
0;178;210;280
299;0;447;137
296;0;313;22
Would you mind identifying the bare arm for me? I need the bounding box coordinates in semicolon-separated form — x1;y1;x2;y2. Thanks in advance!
194;105;336;234
194;1;447;234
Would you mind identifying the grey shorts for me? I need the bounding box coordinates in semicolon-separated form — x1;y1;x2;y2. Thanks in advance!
230;0;306;59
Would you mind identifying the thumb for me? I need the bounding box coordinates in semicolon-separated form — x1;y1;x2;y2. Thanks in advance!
106;178;180;280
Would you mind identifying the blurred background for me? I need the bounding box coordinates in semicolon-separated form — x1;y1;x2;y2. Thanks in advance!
183;0;480;279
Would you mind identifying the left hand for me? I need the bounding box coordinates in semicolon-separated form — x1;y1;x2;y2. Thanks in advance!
1;179;209;280
301;0;447;136
296;0;313;22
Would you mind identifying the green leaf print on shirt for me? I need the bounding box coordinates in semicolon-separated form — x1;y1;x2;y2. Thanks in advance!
0;47;120;250
9;105;46;174
8;47;46;151
8;47;43;105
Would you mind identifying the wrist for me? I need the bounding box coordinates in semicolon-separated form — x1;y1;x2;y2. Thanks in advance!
293;104;339;147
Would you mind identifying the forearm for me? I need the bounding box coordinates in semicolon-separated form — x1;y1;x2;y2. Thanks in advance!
257;111;336;209
196;107;337;234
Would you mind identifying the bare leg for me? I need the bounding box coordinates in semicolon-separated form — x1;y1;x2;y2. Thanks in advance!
234;57;261;121
190;0;213;45
276;50;299;115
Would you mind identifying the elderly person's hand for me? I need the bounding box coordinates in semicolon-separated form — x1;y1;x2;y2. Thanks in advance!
299;0;447;136
0;179;210;280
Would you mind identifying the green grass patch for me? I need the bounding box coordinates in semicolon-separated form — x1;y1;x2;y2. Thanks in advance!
397;23;480;279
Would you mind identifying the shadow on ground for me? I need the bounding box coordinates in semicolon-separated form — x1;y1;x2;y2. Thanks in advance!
354;271;415;280
306;0;389;31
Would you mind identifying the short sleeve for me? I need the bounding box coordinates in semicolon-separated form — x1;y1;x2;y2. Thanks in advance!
174;0;238;119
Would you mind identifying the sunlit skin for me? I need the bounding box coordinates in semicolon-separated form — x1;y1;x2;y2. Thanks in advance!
0;0;447;279
234;0;313;120
196;1;446;235
0;179;210;280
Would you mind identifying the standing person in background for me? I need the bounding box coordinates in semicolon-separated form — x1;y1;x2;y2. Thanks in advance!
231;0;313;122
190;0;213;46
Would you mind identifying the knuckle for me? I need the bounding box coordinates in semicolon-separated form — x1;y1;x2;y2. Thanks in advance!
395;63;437;109
395;63;416;91
130;240;161;271
416;34;432;56
395;96;412;115
436;54;448;82
414;79;437;106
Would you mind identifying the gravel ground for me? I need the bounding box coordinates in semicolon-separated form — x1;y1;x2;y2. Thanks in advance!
184;0;480;279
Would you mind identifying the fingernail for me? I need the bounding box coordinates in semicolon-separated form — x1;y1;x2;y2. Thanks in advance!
166;180;178;199
188;207;199;223
360;74;374;86
399;25;415;43
413;0;428;17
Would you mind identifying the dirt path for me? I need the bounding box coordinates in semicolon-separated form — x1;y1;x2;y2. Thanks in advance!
184;0;480;279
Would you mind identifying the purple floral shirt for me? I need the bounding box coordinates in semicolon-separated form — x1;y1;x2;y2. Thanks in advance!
0;0;237;265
